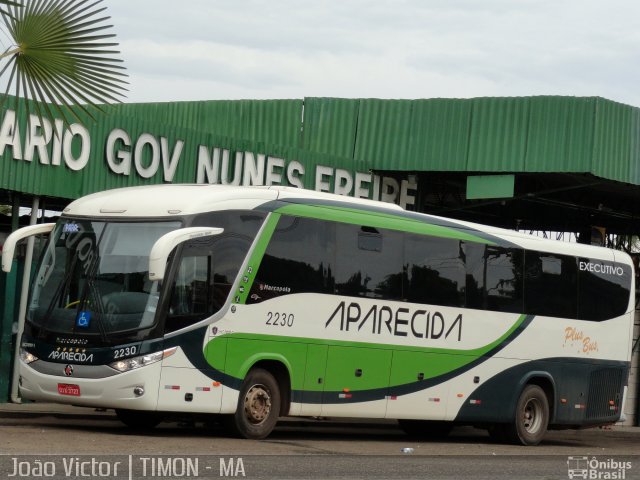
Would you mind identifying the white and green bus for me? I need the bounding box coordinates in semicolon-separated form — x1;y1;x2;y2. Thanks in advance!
2;185;634;445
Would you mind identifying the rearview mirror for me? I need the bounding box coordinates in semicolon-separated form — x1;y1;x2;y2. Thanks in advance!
148;227;223;281
2;223;56;273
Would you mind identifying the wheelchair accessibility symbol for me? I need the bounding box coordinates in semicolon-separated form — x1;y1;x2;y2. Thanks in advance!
76;311;91;328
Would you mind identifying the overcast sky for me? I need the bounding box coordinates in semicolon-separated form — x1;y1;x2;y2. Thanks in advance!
109;0;640;107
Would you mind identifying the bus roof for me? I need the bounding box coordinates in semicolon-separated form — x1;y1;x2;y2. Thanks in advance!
62;184;403;218
61;184;631;264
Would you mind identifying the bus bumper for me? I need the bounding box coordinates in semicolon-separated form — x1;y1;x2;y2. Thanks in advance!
18;359;162;411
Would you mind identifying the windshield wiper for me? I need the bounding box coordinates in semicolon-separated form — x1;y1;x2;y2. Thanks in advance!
72;233;109;344
38;251;80;339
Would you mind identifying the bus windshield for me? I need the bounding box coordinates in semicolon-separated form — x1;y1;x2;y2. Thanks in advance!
25;210;267;346
27;219;181;342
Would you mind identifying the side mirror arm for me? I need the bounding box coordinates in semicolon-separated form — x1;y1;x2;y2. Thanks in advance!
2;223;56;273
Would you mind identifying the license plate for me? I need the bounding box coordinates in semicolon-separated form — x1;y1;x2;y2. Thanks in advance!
57;383;81;397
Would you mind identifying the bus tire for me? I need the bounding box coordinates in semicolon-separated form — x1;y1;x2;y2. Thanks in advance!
115;409;162;429
228;368;281;439
506;384;549;446
398;420;453;439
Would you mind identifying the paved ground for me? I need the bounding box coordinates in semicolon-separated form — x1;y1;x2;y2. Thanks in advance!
0;402;638;479
0;401;639;454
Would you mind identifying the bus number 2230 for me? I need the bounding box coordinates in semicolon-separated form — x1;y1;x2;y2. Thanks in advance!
266;312;294;327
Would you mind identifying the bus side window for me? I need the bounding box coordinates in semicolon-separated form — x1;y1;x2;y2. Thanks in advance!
404;234;465;307
164;236;220;334
577;258;632;321
248;216;335;302
165;252;214;333
163;211;265;331
464;242;486;310
334;223;403;300
210;236;254;307
464;242;524;313
524;251;577;318
484;247;523;313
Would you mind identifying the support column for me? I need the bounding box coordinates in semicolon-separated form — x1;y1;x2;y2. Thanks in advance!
0;195;20;402
10;197;39;402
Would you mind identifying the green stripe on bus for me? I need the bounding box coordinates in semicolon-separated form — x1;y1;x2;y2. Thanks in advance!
274;203;496;245
205;314;528;392
234;213;281;304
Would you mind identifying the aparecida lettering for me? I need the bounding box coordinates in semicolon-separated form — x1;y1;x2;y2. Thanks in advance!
325;301;463;342
48;351;94;363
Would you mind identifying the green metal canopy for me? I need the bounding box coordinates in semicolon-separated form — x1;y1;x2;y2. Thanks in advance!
113;96;640;183
0;95;639;234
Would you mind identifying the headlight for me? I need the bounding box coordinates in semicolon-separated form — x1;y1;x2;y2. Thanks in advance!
20;348;39;364
108;347;177;373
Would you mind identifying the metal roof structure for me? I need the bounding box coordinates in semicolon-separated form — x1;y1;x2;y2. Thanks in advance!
1;95;640;237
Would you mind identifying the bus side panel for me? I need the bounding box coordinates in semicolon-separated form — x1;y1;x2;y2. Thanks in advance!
385;350;450;420
157;347;225;413
453;358;629;426
221;337;307;414
441;356;522;421
297;344;327;416
320;346;391;418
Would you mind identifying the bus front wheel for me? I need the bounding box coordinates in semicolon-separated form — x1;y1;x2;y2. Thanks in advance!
506;384;549;446
226;368;281;439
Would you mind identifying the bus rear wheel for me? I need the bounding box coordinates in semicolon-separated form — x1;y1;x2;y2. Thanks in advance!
226;368;281;439
505;384;549;446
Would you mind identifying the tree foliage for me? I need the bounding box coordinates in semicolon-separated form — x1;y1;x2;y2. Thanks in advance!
0;0;128;125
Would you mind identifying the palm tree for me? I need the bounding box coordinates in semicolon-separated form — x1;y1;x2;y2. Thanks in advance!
0;0;128;125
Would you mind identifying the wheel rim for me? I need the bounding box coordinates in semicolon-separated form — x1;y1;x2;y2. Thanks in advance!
522;397;543;434
244;384;272;425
